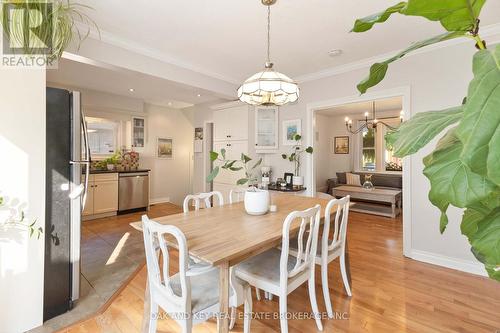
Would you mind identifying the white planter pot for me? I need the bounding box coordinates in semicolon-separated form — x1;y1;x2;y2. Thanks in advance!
293;176;304;186
244;189;270;216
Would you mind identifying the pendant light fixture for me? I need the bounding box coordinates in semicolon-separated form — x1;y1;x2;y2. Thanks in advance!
345;101;404;134
237;0;299;106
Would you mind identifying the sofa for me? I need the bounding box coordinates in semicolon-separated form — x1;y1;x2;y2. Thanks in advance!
326;171;402;195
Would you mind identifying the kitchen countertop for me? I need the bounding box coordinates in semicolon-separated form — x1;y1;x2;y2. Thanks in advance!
88;169;151;174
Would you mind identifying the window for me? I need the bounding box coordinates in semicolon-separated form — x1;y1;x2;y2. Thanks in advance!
361;127;376;171
86;117;119;156
357;117;402;172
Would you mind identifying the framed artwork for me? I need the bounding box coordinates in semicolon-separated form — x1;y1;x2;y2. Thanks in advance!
284;172;294;187
334;136;349;154
283;119;302;145
157;138;173;159
194;127;203;140
194;127;203;153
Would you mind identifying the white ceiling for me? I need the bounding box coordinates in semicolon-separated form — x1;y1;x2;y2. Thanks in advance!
316;96;402;117
76;0;500;83
47;58;222;108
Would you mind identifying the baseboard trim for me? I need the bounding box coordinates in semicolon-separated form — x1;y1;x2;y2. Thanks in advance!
150;197;170;205
410;249;487;277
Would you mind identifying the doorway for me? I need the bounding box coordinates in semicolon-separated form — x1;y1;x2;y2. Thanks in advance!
306;87;412;257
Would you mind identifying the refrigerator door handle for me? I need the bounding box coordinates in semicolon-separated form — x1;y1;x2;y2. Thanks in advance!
80;110;91;211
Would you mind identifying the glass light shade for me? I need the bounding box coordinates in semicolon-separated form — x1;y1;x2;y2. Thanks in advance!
238;64;299;106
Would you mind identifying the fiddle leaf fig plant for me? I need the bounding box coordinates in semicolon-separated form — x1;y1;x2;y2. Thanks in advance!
207;149;262;186
352;0;500;280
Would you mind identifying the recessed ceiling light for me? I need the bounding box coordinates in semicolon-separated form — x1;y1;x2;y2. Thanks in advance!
197;94;201;97
328;49;343;57
129;88;134;92
168;102;172;106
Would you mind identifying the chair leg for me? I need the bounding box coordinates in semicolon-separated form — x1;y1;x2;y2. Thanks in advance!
148;301;159;333
255;287;261;301
229;307;236;330
340;253;352;296
308;275;323;331
279;295;288;333
179;317;192;333
243;286;253;333
321;262;334;319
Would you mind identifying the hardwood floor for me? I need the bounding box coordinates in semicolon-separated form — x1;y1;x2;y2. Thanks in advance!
61;204;500;333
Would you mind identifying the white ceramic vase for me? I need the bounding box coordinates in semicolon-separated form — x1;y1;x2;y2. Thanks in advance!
244;189;270;215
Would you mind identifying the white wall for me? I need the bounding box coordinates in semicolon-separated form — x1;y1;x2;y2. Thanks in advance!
315;114;353;191
0;68;46;332
141;103;194;205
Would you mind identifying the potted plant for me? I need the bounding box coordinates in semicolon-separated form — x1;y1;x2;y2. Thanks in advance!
206;150;269;215
281;134;313;187
104;152;121;171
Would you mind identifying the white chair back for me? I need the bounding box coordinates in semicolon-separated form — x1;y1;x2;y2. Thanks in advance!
229;188;246;204
323;196;350;254
280;205;321;280
183;191;224;213
142;215;190;307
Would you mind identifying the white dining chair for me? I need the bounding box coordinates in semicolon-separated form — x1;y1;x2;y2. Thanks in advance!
289;196;351;319
235;205;324;333
229;188;246;204
142;215;252;333
183;191;224;213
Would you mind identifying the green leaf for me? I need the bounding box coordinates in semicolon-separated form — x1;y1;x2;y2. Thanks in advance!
385;106;463;157
210;151;219;162
352;1;486;33
241;154;252;164
468;208;500;280
281;154;287;160
220;148;226;160
206;166;219;182
403;0;486;32
229;167;243;171
357;31;465;93
305;147;313;154
294;134;302;141
251;158;263;170
237;178;249;185
456;46;500;186
423;129;497;232
351;2;407;32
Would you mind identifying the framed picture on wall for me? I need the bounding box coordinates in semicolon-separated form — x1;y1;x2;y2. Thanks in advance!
282;119;301;145
334;136;349;154
157;137;173;159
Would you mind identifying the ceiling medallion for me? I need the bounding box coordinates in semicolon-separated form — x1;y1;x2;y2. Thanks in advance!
237;0;299;106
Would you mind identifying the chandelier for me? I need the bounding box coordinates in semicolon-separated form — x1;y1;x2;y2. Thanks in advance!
345;101;403;134
237;0;299;106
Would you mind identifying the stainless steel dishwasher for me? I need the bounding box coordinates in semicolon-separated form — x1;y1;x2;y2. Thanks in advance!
119;172;149;211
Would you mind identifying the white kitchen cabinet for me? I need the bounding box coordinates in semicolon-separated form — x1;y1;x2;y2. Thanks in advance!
82;173;118;219
213;105;248;141
255;106;278;152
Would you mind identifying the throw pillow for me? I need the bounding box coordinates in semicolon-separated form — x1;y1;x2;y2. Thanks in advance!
346;172;361;186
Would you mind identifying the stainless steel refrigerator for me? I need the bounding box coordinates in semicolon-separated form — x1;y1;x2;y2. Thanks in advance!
44;87;90;321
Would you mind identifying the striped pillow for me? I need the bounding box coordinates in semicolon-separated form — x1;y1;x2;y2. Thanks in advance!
346;173;361;186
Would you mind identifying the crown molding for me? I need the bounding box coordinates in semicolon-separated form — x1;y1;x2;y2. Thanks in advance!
73;22;241;86
295;23;500;83
73;22;500;88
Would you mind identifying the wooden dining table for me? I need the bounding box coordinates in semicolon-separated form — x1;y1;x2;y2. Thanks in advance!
138;194;341;333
